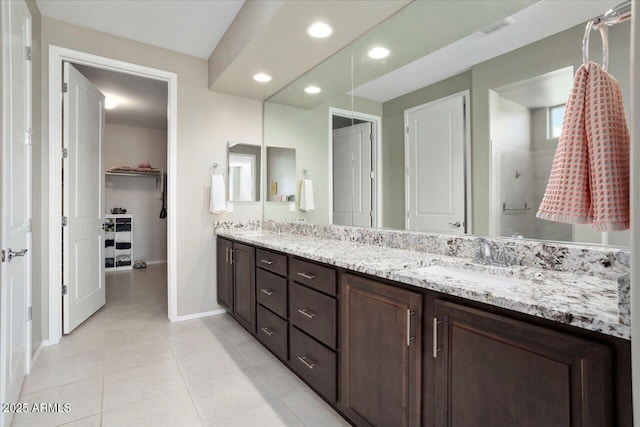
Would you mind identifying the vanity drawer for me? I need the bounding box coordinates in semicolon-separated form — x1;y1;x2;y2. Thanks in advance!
290;325;336;403
257;305;288;361
289;282;336;349
256;268;287;319
256;248;287;276
290;258;336;296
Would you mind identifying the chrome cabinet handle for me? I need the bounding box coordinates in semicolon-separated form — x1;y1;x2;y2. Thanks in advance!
406;309;415;346
297;356;315;369
261;327;274;336
448;222;461;228
433;317;442;358
297;308;316;319
297;272;315;280
260;288;274;296
7;248;28;261
225;247;229;263
260;259;274;265
230;249;234;264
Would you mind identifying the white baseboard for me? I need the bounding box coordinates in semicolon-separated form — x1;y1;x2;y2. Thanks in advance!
146;260;167;265
172;308;226;322
30;340;51;369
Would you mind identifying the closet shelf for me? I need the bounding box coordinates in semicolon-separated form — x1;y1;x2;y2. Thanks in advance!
106;168;164;187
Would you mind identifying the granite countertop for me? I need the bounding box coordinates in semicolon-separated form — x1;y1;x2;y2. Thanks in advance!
216;229;629;340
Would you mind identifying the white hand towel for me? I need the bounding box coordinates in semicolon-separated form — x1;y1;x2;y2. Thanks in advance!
209;175;226;214
299;179;315;211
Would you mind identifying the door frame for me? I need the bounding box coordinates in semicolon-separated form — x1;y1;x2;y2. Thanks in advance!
327;107;382;227
47;46;178;344
403;90;472;234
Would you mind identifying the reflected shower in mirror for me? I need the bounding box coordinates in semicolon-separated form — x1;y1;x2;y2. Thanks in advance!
266;147;296;202
228;142;261;202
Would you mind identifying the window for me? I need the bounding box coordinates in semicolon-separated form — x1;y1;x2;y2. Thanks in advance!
547;104;565;139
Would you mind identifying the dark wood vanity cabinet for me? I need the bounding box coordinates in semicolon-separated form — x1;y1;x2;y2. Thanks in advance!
433;300;614;427
232;242;256;333
216;238;234;312
340;273;423;427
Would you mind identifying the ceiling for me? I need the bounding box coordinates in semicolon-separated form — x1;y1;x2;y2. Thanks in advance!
495;66;575;109
74;64;168;130
36;0;244;59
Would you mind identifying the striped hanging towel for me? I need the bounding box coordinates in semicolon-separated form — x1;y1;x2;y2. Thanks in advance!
537;62;630;231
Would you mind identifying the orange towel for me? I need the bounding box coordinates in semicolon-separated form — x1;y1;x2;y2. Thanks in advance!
537;62;630;231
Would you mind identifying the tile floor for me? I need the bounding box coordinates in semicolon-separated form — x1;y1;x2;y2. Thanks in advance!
13;264;349;427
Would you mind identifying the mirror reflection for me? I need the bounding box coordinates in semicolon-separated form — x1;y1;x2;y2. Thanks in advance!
266;147;296;202
228;142;261;202
264;1;630;247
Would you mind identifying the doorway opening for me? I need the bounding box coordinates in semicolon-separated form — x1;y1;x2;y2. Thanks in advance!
328;107;382;227
48;46;178;344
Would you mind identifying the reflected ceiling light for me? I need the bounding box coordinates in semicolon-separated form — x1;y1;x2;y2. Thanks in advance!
104;96;118;110
307;22;333;38
253;73;272;82
368;47;390;59
304;86;321;94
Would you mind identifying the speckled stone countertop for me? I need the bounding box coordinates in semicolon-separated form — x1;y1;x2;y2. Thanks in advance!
216;228;630;340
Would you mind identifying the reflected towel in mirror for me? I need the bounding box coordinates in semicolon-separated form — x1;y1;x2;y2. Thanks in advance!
299;179;315;211
209;174;226;214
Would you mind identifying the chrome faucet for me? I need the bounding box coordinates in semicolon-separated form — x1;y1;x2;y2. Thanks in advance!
474;238;493;264
266;220;281;237
474;238;520;267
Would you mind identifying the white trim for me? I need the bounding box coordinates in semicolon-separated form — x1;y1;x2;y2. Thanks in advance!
403;90;472;233
47;46;179;345
327;107;383;227
30;341;46;370
173;309;227;322
629;0;638;419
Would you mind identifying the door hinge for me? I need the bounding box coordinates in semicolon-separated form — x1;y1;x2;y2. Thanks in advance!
62;148;68;158
62;285;68;295
61;216;68;227
27;306;32;321
1;250;5;262
370;211;374;218
26;219;32;233
369;171;375;179
26;128;33;145
62;82;68;93
25;46;32;61
369;133;374;142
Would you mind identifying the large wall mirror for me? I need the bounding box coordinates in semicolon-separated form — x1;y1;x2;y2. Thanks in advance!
263;0;630;247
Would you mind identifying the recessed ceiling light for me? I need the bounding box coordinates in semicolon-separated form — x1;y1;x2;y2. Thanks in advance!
368;47;390;59
105;97;118;110
253;73;272;83
304;86;321;94
307;22;333;38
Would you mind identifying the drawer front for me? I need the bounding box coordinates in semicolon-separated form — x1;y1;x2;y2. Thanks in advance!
256;268;287;319
290;282;336;349
256;248;287;276
290;258;336;296
290;326;336;403
257;305;288;361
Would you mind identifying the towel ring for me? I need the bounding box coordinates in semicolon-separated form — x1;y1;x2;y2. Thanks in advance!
582;19;609;71
212;162;225;176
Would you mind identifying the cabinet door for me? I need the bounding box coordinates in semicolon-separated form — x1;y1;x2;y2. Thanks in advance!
433;300;613;427
216;238;233;313
233;242;256;334
340;274;422;427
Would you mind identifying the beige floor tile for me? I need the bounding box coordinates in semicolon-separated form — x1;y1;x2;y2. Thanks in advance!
233;339;277;366
283;391;350;427
12;378;102;427
175;343;251;385
38;331;107;363
212;400;303;427
188;370;280;426
58;414;102;426
101;389;202;427
102;359;186;411
22;350;104;395
216;322;255;344
105;299;156;317
105;339;174;373
243;360;310;399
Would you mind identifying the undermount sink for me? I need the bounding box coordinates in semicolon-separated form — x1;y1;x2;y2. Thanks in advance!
417;265;525;287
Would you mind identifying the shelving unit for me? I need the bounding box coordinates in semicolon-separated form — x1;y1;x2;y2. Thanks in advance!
105;214;133;271
105;168;164;188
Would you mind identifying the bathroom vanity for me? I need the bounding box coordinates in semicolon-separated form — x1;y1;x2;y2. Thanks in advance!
215;225;631;427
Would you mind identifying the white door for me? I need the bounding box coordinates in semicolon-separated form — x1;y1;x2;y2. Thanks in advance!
0;1;31;426
405;94;466;233
62;63;106;334
332;122;373;227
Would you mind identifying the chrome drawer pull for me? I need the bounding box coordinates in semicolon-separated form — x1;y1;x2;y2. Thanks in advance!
297;272;315;280
298;356;315;369
261;327;274;336
297;308;316;319
260;289;274;296
433;317;442;358
260;259;274;265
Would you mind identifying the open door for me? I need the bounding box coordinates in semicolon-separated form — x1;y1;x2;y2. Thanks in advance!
62;62;106;334
0;2;31;426
332;122;373;227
